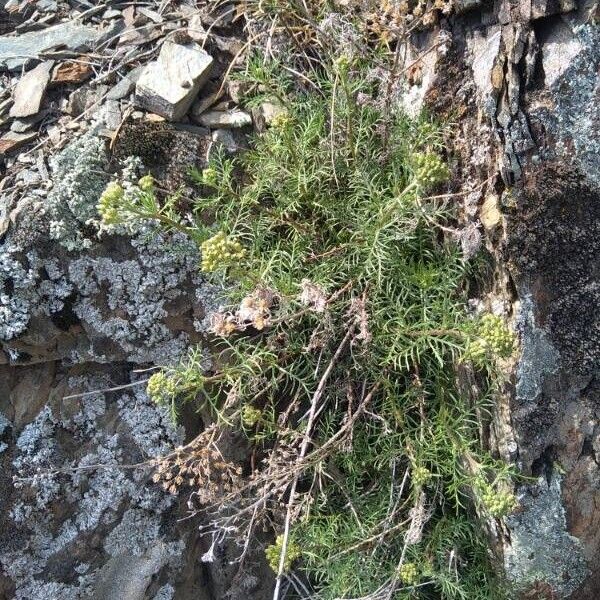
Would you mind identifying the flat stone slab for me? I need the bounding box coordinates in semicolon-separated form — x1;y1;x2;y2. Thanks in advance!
0;22;99;71
195;109;252;129
10;60;53;118
134;41;213;121
0;131;37;155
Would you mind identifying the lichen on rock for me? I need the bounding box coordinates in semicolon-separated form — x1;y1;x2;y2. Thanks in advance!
504;474;588;597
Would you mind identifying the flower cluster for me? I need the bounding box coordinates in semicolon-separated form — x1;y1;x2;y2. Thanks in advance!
200;167;218;187
201;231;246;273
412;465;432;487
138;174;155;193
97;182;125;225
478;481;518;518
209;287;276;337
241;404;263;427
465;314;515;366
146;371;179;404
413;152;450;188
398;562;419;585
265;535;302;573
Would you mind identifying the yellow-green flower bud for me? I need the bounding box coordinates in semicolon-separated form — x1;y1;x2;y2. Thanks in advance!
478;480;518;518
138;174;155;193
412;465;432;487
398;562;419;585
465;314;515;366
201;231;246;273
97;182;125;225
265;535;301;573
241;404;262;427
201;167;218;187
413;152;450;189
146;371;179;404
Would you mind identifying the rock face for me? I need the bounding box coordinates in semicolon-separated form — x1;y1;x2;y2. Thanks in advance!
0;122;272;600
389;0;598;595
429;0;599;596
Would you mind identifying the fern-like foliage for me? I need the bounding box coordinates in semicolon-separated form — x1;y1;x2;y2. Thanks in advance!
102;54;515;600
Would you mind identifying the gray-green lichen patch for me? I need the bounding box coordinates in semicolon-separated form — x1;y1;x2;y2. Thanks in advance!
504;474;588;597
45;126;110;251
544;22;600;186
1;370;188;600
0;124;220;365
515;291;560;404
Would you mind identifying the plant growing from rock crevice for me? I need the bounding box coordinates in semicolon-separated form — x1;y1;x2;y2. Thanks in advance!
99;31;516;600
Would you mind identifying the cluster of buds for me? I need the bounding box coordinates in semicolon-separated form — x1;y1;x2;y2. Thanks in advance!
465;314;515;366
200;166;218;187
97;181;125;225
138;174;155;193
146;370;179;404
398;562;420;585
413;152;450;189
241;404;263;428
412;465;432;487
265;535;302;573
200;231;246;273
152;429;242;502
477;480;518;518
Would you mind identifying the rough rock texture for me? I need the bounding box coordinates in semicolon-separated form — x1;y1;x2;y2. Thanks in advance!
135;41;214;121
0;119;271;599
422;0;599;596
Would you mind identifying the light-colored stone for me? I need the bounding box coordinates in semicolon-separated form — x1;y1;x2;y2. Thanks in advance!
0;131;37;155
196;109;252;129
468;28;502;114
480;194;502;229
212;129;239;153
134;41;214;121
542;20;583;87
259;101;287;125
9;61;54;118
0;22;98;71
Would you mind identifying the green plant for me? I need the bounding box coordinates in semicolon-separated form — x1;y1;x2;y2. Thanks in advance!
103;49;513;600
465;314;516;367
266;534;303;573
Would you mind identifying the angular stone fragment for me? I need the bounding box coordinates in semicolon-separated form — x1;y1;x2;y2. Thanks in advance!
106;65;144;101
52;60;93;84
134;41;213;121
480;194;502;230
0;131;37;155
0;22;98;71
9;61;53;118
195;109;252;129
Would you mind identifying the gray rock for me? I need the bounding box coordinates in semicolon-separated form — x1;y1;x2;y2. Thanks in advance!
0;131;37;156
0;22;99;71
36;0;57;12
541;20;583;87
504;475;588;597
9;60;53;118
103;100;122;130
212;129;239;153
92;547;170;600
10;110;49;133
196;109;252;129
134;41;213;121
106;66;144;101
